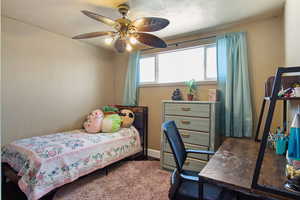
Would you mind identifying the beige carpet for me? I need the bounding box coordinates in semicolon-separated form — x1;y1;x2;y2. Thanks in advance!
54;161;171;200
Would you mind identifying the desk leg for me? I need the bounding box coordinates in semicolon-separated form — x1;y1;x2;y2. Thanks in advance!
2;165;6;199
255;99;266;142
198;177;203;200
104;167;108;176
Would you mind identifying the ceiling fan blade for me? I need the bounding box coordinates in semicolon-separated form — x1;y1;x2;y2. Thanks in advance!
132;17;169;32
72;31;114;39
136;33;167;48
81;10;119;28
114;38;127;53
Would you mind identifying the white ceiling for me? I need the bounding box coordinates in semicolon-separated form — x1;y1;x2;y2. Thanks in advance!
2;0;285;50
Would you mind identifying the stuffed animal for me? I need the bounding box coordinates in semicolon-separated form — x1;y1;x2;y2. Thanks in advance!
119;109;135;128
102;114;122;133
102;105;119;115
83;109;104;133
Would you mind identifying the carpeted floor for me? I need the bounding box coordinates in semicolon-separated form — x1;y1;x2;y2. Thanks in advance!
53;161;171;200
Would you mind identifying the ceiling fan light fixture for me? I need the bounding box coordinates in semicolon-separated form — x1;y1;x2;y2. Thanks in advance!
126;43;132;51
73;4;169;53
129;36;138;45
133;18;144;27
104;37;113;45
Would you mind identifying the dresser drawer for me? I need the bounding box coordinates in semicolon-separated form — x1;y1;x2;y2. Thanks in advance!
181;130;209;146
164;129;209;147
164;142;209;160
163;152;207;172
165;116;210;132
165;103;210;117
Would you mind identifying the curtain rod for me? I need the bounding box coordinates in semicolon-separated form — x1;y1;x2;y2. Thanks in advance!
141;35;216;52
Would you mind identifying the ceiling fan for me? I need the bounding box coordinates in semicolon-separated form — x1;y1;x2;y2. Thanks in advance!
72;4;169;53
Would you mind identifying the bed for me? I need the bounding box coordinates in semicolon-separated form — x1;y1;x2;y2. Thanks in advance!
1;105;148;200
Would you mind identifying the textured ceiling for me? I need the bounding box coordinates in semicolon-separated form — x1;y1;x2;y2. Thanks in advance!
2;0;285;50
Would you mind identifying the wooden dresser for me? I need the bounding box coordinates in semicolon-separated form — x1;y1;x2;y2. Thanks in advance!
160;100;220;172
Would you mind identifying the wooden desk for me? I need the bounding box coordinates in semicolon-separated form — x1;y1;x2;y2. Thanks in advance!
198;138;296;200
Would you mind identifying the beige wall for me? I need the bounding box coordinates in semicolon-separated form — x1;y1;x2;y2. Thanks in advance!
1;17;115;145
114;54;129;105
285;0;300;66
115;15;285;150
2;14;285;149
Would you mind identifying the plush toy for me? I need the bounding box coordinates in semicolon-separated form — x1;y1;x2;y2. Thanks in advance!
102;114;122;133
102;105;119;115
119;109;135;128
83;109;104;133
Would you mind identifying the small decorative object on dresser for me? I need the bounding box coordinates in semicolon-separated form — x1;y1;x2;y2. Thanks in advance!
185;79;197;101
171;88;183;100
160;100;220;172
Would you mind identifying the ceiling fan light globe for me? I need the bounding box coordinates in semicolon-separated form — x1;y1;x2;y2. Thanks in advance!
126;43;132;51
104;37;113;45
134;18;144;27
129;37;138;45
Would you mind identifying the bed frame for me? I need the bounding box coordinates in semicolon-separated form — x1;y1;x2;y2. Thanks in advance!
114;105;148;160
2;105;148;199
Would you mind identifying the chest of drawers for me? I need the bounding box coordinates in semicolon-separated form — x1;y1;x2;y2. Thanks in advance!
160;100;220;172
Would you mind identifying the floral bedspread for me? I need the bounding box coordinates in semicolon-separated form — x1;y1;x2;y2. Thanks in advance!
2;127;141;200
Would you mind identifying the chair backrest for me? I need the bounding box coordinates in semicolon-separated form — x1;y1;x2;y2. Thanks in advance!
162;120;187;171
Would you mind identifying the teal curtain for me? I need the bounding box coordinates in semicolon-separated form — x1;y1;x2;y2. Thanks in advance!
217;32;253;137
122;51;140;106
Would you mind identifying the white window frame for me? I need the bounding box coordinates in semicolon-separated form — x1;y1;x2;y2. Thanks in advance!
138;54;158;85
203;44;217;82
139;43;217;87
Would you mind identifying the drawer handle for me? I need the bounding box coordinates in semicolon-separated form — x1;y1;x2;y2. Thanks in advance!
181;120;191;125
185;161;190;166
181;107;191;111
181;133;190;138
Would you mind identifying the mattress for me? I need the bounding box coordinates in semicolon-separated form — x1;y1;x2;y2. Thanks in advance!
2;126;142;200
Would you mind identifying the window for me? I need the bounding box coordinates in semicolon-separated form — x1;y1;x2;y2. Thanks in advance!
139;44;217;85
139;56;156;83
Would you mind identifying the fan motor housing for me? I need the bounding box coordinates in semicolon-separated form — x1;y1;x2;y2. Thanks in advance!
118;4;129;17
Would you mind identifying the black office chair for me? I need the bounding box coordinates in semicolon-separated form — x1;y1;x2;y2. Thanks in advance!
162;120;235;200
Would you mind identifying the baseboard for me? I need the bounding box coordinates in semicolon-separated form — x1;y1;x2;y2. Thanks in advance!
147;148;160;159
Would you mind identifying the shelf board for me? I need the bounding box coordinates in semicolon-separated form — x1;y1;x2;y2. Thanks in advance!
258;147;286;192
264;97;300;101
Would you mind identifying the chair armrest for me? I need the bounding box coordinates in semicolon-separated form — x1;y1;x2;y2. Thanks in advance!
186;149;215;155
179;173;199;182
